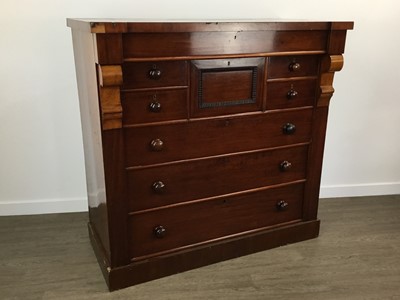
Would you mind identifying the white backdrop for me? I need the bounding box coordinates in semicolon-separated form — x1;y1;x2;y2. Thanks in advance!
1;0;399;215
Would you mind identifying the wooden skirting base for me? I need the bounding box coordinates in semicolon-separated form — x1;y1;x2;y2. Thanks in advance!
89;220;320;291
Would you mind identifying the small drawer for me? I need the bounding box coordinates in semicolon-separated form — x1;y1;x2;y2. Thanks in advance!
266;79;317;110
123;61;187;89
268;56;320;79
127;144;308;212
122;88;187;125
124;108;313;167
128;182;304;260
190;58;264;117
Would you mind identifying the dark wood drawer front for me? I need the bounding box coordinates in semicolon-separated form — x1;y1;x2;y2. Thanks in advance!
124;109;313;166
127;145;308;212
122;31;327;59
268;56;320;79
123;61;187;89
122;89;187;125
190;58;264;117
266;79;317;110
129;183;304;259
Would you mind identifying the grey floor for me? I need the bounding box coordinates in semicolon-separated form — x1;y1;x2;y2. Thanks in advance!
1;195;400;300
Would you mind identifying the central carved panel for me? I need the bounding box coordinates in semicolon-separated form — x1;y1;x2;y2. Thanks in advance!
190;58;265;117
200;68;257;108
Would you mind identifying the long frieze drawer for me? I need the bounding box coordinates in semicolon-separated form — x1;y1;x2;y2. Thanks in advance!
127;144;308;212
266;79;317;110
122;31;328;58
122;88;188;125
122;61;187;89
268;56;320;79
124;109;313;166
128;182;304;260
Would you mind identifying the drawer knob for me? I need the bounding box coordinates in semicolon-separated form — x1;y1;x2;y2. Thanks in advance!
150;139;164;151
282;123;296;135
287;89;298;99
149;101;162;113
152;181;166;193
149;66;162;80
279;160;292;171
289;62;301;72
154;225;166;238
276;200;289;211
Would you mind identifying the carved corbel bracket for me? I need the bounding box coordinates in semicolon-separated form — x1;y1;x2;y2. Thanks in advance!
318;55;344;107
98;65;123;130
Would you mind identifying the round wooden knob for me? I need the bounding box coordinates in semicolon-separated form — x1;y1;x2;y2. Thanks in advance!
154;225;166;238
282;123;296;135
152;181;165;193
149;101;162;112
276;200;289;211
150;139;164;151
149;68;162;80
289;62;301;72
279;160;292;171
287;89;298;99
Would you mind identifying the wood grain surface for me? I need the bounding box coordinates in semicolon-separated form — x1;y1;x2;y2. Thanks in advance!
68;20;353;291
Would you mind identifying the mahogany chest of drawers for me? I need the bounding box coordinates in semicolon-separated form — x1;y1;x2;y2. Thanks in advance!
67;19;353;291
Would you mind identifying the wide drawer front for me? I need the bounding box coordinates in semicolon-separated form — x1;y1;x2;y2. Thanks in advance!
122;61;187;89
124;109;313;166
122;31;328;58
266;79;317;110
122;88;187;125
127;144;308;212
128;182;304;260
